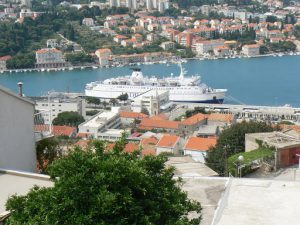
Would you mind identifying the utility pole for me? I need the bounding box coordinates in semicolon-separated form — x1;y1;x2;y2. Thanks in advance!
224;145;229;177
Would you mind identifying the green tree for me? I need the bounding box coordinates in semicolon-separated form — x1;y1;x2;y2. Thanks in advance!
109;98;118;106
52;111;84;127
36;137;62;174
141;107;150;115
6;137;202;225
205;121;277;175
86;96;101;106
117;93;129;102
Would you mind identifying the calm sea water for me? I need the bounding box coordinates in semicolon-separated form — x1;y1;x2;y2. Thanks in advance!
1;55;300;107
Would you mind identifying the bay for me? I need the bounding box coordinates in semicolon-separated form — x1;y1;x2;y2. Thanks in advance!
0;55;300;107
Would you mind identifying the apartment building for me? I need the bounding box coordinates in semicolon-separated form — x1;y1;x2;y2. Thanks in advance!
35;48;66;68
33;94;86;124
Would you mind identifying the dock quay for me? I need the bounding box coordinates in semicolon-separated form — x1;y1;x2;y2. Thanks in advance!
176;103;300;122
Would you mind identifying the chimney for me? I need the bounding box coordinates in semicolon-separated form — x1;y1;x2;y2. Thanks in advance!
17;82;23;97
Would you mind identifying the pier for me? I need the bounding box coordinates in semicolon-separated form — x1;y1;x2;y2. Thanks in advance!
177;103;300;122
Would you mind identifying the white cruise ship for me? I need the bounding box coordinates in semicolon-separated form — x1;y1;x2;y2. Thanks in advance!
85;64;227;103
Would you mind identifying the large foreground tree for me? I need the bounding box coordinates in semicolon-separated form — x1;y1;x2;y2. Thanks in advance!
6;137;201;225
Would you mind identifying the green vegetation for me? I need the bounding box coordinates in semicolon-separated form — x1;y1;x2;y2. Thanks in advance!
294;25;300;40
141;107;150;115
52;111;85;127
86;110;100;116
172;0;218;8
228;147;274;176
65;52;94;65
86;96;101;105
205;121;278;175
117;93;129;102
268;41;296;52
6;136;202;225
36;138;62;174
185;107;207;118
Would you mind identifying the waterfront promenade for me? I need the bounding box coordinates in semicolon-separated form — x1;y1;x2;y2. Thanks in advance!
176;102;300;122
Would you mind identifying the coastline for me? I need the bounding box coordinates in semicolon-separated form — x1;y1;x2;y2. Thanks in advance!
1;51;299;74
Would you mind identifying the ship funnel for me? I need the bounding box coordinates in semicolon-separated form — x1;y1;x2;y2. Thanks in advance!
179;63;186;79
17;82;23;97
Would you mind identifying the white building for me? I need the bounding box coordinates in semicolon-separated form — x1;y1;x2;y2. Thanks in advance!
34;94;86;124
109;0;120;7
156;134;181;155
126;0;137;10
35;48;66;68
242;44;260;56
82;18;94;26
131;90;169;116
98;128;129;141
78;107;121;137
0;85;36;172
183;137;217;163
0;55;11;71
21;0;32;8
160;41;175;50
195;39;225;55
46;39;59;48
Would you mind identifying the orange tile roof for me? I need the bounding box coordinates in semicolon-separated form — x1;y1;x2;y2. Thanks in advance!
106;142;139;153
157;134;180;148
142;148;156;156
52;125;76;137
139;118;180;130
181;113;206;126
115;34;128;39
184;137;217;151
0;55;12;61
120;111;148;119
141;136;159;146
280;124;300;133
150;113;169;120
207;113;234;123
35;125;76;137
75;140;91;149
124;142;139;153
76;132;92;138
36;48;61;54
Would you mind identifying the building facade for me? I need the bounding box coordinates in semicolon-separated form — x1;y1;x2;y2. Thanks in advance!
35;48;66;68
0;86;36;172
33;94;86;124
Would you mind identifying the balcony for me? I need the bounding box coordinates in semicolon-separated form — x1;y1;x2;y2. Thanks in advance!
34;110;53;142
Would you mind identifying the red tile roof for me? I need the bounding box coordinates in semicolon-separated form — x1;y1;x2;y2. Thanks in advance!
120;111;149;119
184;137;217;151
35;125;76;137
150;113;169;120
142;148;156;156
36;48;61;54
207;113;234;123
139;118;180;130
0;55;12;61
141;136;159;146
75;140;91;149
157;134;180;148
106;142;139;153
181;113;206;126
76;132;92;138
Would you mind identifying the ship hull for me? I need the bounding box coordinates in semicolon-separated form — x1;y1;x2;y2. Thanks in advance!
85;84;226;103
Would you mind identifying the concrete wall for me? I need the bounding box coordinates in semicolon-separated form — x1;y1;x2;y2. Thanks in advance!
245;134;260;152
0;90;36;172
184;150;207;163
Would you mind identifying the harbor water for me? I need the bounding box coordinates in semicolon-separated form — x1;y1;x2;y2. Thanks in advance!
0;55;300;107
